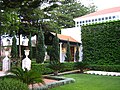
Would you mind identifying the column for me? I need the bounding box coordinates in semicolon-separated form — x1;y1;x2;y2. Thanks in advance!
59;43;62;63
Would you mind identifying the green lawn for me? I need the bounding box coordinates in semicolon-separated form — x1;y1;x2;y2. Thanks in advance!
50;74;120;90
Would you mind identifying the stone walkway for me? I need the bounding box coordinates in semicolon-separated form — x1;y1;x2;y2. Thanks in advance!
0;71;6;77
29;78;58;89
84;71;120;76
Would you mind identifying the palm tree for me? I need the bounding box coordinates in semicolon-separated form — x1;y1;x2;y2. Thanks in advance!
10;67;44;90
74;61;88;73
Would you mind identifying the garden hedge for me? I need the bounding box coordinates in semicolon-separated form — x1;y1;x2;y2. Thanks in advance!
31;62;76;75
32;62;120;74
0;78;28;90
88;65;120;72
82;21;120;65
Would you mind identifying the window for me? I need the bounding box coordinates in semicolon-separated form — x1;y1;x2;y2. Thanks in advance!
86;20;88;23
89;20;91;22
92;19;94;22
102;18;104;20
95;19;97;21
98;18;101;21
77;22;79;24
113;16;116;19
109;16;111;19
80;21;82;23
82;21;84;23
105;17;108;20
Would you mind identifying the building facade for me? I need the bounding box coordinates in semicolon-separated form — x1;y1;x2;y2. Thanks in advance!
74;6;120;27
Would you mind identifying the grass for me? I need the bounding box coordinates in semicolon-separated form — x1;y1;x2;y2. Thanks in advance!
50;74;120;90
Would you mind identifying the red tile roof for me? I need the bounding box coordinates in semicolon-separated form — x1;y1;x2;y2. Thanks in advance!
74;6;120;19
51;32;79;43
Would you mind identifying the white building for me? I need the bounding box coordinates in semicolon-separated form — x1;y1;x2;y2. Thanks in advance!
74;6;120;27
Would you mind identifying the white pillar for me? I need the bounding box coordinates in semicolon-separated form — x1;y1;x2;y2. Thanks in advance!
59;43;62;63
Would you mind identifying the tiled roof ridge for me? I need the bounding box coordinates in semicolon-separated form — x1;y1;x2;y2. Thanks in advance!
74;6;120;19
51;32;79;43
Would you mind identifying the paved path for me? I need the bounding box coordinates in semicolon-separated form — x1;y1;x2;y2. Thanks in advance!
0;71;6;77
84;71;120;76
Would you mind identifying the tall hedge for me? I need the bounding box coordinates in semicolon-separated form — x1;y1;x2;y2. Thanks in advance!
11;32;18;59
51;33;59;62
36;28;45;63
82;21;120;65
0;78;28;90
28;33;32;60
65;40;72;62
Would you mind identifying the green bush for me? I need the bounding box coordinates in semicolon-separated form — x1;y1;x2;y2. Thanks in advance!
0;78;28;90
32;63;54;75
32;62;76;75
74;62;88;73
88;65;120;72
60;62;76;72
82;21;120;65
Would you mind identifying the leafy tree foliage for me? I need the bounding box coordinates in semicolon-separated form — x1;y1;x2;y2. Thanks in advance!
49;2;96;28
75;43;80;62
11;32;18;59
36;27;45;63
51;33;59;62
65;40;72;62
28;33;32;60
10;67;44;89
82;21;120;65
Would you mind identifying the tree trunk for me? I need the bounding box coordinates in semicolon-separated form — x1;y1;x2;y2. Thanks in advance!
54;70;58;76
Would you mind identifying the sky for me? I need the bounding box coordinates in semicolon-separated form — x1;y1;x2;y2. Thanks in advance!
93;0;120;10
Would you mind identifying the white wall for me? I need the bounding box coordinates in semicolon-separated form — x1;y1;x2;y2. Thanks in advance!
61;27;81;43
61;27;83;61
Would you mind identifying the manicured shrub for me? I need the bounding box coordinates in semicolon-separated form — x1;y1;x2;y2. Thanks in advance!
47;61;64;75
82;21;120;65
0;78;28;90
36;28;45;63
32;63;54;75
32;62;76;75
74;61;88;73
88;65;120;72
65;41;72;62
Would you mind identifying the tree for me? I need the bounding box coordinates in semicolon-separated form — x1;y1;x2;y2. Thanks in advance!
75;43;80;62
51;33;59;62
28;33;32;60
11;32;18;62
49;2;96;28
65;40;72;62
74;61;88;73
36;27;45;63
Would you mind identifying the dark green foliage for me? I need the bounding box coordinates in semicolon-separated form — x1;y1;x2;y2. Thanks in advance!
74;61;88;73
51;33;59;62
75;43;80;62
82;21;120;65
50;2;96;28
65;41;72;62
32;62;76;75
36;28;45;63
28;33;32;60
0;78;28;90
47;61;64;75
10;67;44;86
88;65;120;72
11;32;18;59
